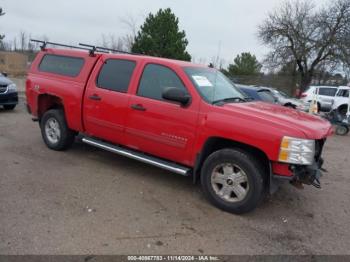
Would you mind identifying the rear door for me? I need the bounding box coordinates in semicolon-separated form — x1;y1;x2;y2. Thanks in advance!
124;63;199;166
83;57;137;144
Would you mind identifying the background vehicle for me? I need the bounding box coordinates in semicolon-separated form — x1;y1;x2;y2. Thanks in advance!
267;88;310;112
0;72;18;110
236;85;278;104
301;86;338;112
26;41;332;214
323;110;349;136
332;86;349;117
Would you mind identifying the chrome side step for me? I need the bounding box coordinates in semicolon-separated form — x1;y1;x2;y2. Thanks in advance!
82;137;191;176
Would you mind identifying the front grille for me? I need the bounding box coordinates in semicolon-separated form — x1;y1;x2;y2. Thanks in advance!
0;85;7;94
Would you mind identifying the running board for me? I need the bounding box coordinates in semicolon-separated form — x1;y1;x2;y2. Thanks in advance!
82;137;191;176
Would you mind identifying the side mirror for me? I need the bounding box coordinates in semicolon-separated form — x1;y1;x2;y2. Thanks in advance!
1;72;8;77
162;87;191;106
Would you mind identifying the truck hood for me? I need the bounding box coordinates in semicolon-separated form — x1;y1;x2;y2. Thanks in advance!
223;101;332;139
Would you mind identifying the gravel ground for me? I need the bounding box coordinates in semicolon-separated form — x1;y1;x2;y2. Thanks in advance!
0;97;350;255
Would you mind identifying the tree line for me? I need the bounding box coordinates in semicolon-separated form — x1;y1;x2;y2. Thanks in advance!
1;1;350;91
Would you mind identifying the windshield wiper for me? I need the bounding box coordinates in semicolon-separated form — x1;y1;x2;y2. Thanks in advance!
212;97;247;105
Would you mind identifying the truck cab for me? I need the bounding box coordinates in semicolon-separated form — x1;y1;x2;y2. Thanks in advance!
26;44;333;214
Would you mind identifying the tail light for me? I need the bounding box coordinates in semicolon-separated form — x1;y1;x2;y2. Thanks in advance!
300;93;307;98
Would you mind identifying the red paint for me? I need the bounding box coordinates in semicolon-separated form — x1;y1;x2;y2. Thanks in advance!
26;48;333;169
272;162;293;177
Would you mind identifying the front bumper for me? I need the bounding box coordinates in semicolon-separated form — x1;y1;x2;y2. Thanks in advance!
0;92;18;105
270;138;326;193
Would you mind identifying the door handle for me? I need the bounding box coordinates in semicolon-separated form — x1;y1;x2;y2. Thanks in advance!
89;94;101;101
131;104;146;111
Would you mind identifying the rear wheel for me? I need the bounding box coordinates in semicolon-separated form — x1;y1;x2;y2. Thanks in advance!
200;148;265;214
40;109;76;151
335;124;349;136
3;104;16;110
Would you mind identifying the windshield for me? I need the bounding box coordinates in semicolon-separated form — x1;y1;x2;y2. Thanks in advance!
184;67;245;104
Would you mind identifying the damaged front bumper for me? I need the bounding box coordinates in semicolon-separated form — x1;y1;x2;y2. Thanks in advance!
270;138;326;193
289;159;324;189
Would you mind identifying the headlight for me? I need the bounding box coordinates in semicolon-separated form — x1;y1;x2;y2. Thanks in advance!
278;136;315;165
7;83;17;92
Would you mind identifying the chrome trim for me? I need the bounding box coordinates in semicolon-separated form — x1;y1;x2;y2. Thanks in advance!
82;137;190;176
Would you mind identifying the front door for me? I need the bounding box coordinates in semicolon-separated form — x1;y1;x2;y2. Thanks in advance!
84;58;137;144
125;63;199;166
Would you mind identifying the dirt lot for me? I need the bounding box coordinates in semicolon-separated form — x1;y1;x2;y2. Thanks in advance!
0;96;350;255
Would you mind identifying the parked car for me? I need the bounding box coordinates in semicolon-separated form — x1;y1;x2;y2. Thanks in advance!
300;86;338;112
0;73;18;110
331;86;349;116
26;44;332;214
236;85;278;104
267;88;310;112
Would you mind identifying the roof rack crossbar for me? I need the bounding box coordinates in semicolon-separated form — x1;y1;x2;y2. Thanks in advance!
79;43;142;56
30;39;100;55
30;39;138;56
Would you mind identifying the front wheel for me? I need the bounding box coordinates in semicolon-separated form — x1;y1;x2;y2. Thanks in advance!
200;149;265;214
40;109;76;151
335;124;349;136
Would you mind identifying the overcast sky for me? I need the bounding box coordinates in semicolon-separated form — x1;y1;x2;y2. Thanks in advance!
1;0;329;66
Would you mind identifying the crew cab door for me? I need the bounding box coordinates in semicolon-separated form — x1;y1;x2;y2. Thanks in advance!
316;87;338;110
335;89;349;107
125;63;199;166
83;58;137;144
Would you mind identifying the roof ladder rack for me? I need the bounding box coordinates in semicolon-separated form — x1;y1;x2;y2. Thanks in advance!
79;43;143;56
30;39;99;56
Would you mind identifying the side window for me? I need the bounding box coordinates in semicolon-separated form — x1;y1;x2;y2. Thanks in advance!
97;59;136;93
39;54;84;77
318;88;337;97
137;64;188;101
338;90;349;97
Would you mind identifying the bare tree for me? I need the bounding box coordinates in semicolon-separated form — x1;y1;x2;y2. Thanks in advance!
19;31;27;52
0;7;6;42
119;14;138;51
100;34;126;51
258;0;350;91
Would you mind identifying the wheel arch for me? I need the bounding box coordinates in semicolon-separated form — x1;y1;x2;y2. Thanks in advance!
37;94;65;120
338;104;349;114
193;137;270;185
284;103;295;108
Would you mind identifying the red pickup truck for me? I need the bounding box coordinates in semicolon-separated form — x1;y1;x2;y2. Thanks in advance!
26;44;332;214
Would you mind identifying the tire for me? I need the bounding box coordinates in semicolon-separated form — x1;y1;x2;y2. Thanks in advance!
200;148;265;214
339;106;348;117
3;104;16;110
40;109;76;151
335;125;349;136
